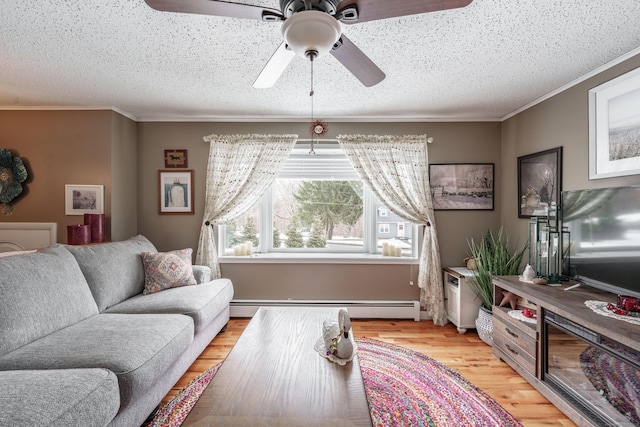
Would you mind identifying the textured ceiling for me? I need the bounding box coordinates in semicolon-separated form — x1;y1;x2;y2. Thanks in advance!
1;0;640;121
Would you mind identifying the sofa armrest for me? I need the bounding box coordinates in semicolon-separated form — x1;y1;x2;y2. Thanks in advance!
192;265;212;284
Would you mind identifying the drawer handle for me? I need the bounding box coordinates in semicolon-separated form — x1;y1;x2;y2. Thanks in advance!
505;344;519;356
505;327;519;338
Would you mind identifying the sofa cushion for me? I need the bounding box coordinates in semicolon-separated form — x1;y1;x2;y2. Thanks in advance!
0;313;194;412
0;368;120;427
65;235;157;311
141;248;197;295
106;278;234;334
0;245;98;356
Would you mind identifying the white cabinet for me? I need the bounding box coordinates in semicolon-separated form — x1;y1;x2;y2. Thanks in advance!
443;267;482;334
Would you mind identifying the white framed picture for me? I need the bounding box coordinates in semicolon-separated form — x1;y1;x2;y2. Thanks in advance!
65;185;104;215
589;66;640;179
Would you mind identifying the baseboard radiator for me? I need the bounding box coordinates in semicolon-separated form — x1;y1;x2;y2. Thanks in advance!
230;299;421;321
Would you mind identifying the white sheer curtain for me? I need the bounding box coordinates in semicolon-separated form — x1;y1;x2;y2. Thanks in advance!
337;134;446;325
196;134;298;278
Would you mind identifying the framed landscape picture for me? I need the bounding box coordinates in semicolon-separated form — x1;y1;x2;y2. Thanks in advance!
159;170;194;214
65;184;104;215
589;67;640;179
428;163;494;210
518;147;562;218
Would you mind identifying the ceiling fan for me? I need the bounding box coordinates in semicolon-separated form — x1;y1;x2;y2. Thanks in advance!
144;0;473;88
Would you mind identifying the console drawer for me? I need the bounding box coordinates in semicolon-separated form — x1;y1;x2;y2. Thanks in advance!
493;307;537;376
493;309;537;356
493;330;537;376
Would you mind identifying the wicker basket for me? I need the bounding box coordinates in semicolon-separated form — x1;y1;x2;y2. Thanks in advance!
475;307;493;346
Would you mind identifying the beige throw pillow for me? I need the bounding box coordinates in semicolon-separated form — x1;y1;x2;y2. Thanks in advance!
141;248;197;295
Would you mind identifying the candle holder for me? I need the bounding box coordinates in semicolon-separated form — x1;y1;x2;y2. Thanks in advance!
67;224;91;245
84;213;105;243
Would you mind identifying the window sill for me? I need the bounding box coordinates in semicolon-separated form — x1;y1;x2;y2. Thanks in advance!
219;253;419;265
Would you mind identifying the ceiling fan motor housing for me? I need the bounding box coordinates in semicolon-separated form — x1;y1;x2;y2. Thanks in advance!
281;10;342;58
280;0;340;17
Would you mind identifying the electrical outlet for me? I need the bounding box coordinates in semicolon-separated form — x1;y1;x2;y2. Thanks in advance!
409;281;414;286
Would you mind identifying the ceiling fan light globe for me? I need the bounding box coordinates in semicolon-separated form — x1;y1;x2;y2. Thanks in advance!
281;10;342;59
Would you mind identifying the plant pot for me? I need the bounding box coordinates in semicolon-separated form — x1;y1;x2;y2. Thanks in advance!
475;307;493;346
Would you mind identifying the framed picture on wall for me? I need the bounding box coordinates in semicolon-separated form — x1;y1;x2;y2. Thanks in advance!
428;163;494;210
159;170;194;214
517;147;562;218
65;185;104;215
164;149;188;168
589;67;640;179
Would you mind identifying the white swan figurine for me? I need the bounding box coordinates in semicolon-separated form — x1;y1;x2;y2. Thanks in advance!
322;308;355;360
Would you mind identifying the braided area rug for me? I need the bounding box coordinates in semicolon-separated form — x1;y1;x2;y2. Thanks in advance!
145;338;521;427
357;338;521;427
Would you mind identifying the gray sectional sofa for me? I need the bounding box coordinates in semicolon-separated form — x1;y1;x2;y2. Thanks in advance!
0;235;234;427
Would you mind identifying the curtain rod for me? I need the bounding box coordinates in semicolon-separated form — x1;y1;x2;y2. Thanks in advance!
202;137;338;143
203;137;432;143
296;138;339;143
299;137;434;143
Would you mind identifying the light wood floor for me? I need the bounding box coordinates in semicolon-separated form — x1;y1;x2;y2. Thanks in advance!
160;318;576;427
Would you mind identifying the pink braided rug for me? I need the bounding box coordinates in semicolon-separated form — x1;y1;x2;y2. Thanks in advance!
145;338;521;427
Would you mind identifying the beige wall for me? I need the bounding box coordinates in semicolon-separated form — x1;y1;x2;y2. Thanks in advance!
221;263;421;300
501;54;640;248
4;52;639;301
137;121;501;300
111;111;138;241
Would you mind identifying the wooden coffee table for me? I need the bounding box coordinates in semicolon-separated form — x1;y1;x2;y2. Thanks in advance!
182;307;372;426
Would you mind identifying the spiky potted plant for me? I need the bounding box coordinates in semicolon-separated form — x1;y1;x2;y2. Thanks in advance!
467;228;528;346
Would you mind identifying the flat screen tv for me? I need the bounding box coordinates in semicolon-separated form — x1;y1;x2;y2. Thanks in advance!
561;185;640;298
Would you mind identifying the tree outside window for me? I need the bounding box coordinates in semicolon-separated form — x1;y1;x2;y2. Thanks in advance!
220;144;417;256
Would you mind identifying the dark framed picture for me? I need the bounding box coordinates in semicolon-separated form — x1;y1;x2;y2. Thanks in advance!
429;163;494;210
158;170;194;214
518;147;562;218
164;149;188;168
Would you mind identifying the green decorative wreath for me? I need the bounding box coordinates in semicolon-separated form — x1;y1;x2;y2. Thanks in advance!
0;149;28;214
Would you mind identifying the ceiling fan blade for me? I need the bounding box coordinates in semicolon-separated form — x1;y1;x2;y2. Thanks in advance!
253;42;296;89
144;0;284;21
337;0;472;24
330;34;385;87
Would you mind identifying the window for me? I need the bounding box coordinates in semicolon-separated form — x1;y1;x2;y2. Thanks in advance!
220;143;418;257
221;203;261;254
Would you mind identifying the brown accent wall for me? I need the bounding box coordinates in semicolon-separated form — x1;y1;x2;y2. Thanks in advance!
0;110;137;243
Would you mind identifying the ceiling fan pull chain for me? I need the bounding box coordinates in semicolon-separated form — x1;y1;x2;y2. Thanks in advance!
310;53;315;97
309;55;316;155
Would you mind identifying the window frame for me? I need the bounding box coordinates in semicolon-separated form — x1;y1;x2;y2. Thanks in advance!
218;143;419;258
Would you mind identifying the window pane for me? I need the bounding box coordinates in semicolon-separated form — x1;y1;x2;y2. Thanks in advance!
218;144;419;257
273;179;364;251
376;201;413;256
222;203;260;255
